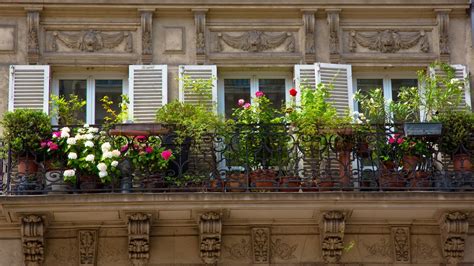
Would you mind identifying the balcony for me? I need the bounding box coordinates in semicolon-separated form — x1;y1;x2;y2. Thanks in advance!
2;123;472;195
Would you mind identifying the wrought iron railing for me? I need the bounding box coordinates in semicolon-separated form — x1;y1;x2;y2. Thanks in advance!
2;123;472;194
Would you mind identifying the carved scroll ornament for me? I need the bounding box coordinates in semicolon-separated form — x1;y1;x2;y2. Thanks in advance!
349;30;429;53
199;211;222;264
440;211;469;264
252;228;270;264
320;211;346;263
21;215;45;266
52;29;133;53
78;230;97;266
128;213;151;266
217;30;295;53
391;227;410;263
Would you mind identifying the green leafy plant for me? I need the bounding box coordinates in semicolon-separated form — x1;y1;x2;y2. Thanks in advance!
120;136;173;174
50;94;86;125
437;110;474;155
100;94;130;130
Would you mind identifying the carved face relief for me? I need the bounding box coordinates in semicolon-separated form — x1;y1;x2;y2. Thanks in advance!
378;30;398;53
82;31;100;52
248;31;263;52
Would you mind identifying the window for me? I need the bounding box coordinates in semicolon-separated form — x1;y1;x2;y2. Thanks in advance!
218;73;291;118
53;74;128;124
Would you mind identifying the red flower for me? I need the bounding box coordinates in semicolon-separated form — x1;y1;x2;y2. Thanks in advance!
40;141;49;149
161;150;172;160
388;138;395;144
289;88;297;97
49;143;59;151
136;135;147;142
255;91;264;97
144;146;153;154
52;131;61;138
397;138;404;144
120;144;129;153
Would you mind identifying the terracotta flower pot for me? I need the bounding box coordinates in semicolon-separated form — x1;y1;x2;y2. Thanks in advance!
279;176;301;192
338;151;352;187
379;161;405;189
18;157;38;175
402;155;420;171
226;173;246;192
453;154;472;172
250;169;276;191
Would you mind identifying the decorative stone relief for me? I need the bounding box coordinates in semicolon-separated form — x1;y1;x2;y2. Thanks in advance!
320;210;346;263
271;238;298;260
436;9;450;59
252;228;270;264
51;30;132;53
364;238;392;258
223;239;251;260
21;214;45;266
0;25;16;53
128;213;151;266
78;230;97;266
302;10;316;55
199;211;222;264
348;29;429;53
216;30;295;53
440;211;469;264
327;9;340;57
140;10;153;64
391;227;410;263
412;238;440;261
26;9;41;64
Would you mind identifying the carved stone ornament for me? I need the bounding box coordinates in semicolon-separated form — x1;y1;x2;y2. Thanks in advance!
440;211;469;264
194;10;207;55
303;11;316;54
327;10;340;55
199;211;222;264
271;238;298;260
391;227;410;263
251;228;270;264
320;210;346;263
140;10;153;64
26;10;40;64
21;215;45;266
217;30;295;53
349;29;429;53
223;239;251;260
436;10;450;56
52;29;133;53
78;230;98;266
128;213;151;266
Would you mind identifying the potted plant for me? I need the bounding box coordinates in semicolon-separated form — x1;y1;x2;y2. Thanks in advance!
438;110;473;171
50;94;86;125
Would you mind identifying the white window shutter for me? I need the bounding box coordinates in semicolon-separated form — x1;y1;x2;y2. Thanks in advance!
315;63;354;116
294;64;316;104
129;65;168;123
8;65;50;113
178;65;217;112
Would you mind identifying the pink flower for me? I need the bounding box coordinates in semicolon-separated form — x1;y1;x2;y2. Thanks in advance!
388;138;395;144
397;138;404;144
145;146;153;154
255;91;264;97
238;99;245;106
289;88;297;97
243;103;251;109
161;150;172;160
49;143;59;151
52;131;61;138
40;141;49;149
120;145;129;153
136;135;147;142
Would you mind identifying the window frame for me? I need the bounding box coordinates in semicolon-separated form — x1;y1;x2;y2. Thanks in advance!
52;73;128;125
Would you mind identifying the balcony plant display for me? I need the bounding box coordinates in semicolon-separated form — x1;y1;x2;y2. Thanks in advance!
50;94;86;125
438;110;473;171
1;109;52;178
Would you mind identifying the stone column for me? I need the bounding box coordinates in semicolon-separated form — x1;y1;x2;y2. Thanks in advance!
302;9;317;63
435;9;451;62
327;9;341;63
193;9;208;64
21;214;45;266
140;9;155;65
26;8;41;64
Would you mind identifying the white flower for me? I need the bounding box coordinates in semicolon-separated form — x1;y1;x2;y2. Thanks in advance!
85;133;94;140
61;127;70;133
85;154;95;162
99;171;108;178
84;141;94;148
78;128;87;134
63;169;75;177
97;163;107;172
102;151;113;159
60;131;70;138
83;124;90;128
111;161;119;167
111;150;121;157
66;137;76;145
68;152;77;160
75;134;84;141
101;142;111;152
88;127;99;133
450;78;460;84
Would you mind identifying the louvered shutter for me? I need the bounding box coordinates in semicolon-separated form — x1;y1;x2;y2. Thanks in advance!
8;65;50;113
430;64;471;110
178;65;217;112
294;65;316;104
129;65;168;123
315;63;354;116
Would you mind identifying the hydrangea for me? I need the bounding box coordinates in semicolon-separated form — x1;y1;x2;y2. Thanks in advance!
84;141;94;148
63;169;75;177
111;161;119;167
60;131;70;138
61;127;70;133
85;133;94;140
111;150;121;157
67;137;77;145
102;151;113;159
99;171;108;178
68;152;78;160
85;154;95;162
83;124;90;128
97;163;107;172
101;142;111;152
88;127;99;133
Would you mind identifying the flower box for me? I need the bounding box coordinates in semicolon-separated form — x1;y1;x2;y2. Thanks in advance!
403;122;442;137
109;123;170;136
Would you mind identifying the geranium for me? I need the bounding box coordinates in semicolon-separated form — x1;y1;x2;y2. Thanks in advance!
52;131;61;138
238;99;245;106
161;150;172;160
243;103;251;109
145;146;154;154
289;88;297;97
255;91;264;97
121;136;173;174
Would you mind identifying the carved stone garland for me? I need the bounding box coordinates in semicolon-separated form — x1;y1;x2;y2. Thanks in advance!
140;10;153;64
52;30;132;53
78;230;98;266
436;9;450;61
26;9;41;64
302;10;316;57
21;215;45;266
349;29;429;53
440;211;469;264
199;211;222;264
251;228;271;264
217;30;295;53
128;213;151;266
391;227;410;263
320;211;346;263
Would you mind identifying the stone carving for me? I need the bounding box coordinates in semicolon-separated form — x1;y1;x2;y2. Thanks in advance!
199;211;222;264
140;10;153;64
320;210;346;263
364;238;392;258
440;211;469;264
271;238;298;260
252;228;270;263
21;214;45;266
349;29;429;53
194;10;207;55
412;238;439;261
78;230;97;266
217;30;295;53
26;10;40;64
436;10;450;56
128;213;151;266
223;239;251;260
52;30;132;53
303;11;316;54
391;227;410;263
327;9;340;55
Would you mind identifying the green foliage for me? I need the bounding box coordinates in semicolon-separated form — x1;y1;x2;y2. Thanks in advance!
354;88;388;125
121;136;173;174
50;94;86;125
438;110;474;155
100;94;129;130
1;109;52;154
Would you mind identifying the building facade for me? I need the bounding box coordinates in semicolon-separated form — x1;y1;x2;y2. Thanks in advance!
0;0;473;265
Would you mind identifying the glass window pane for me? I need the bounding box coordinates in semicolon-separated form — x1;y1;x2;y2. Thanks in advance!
258;79;286;110
58;80;87;124
391;79;418;103
224;79;251;119
95;80;123;124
